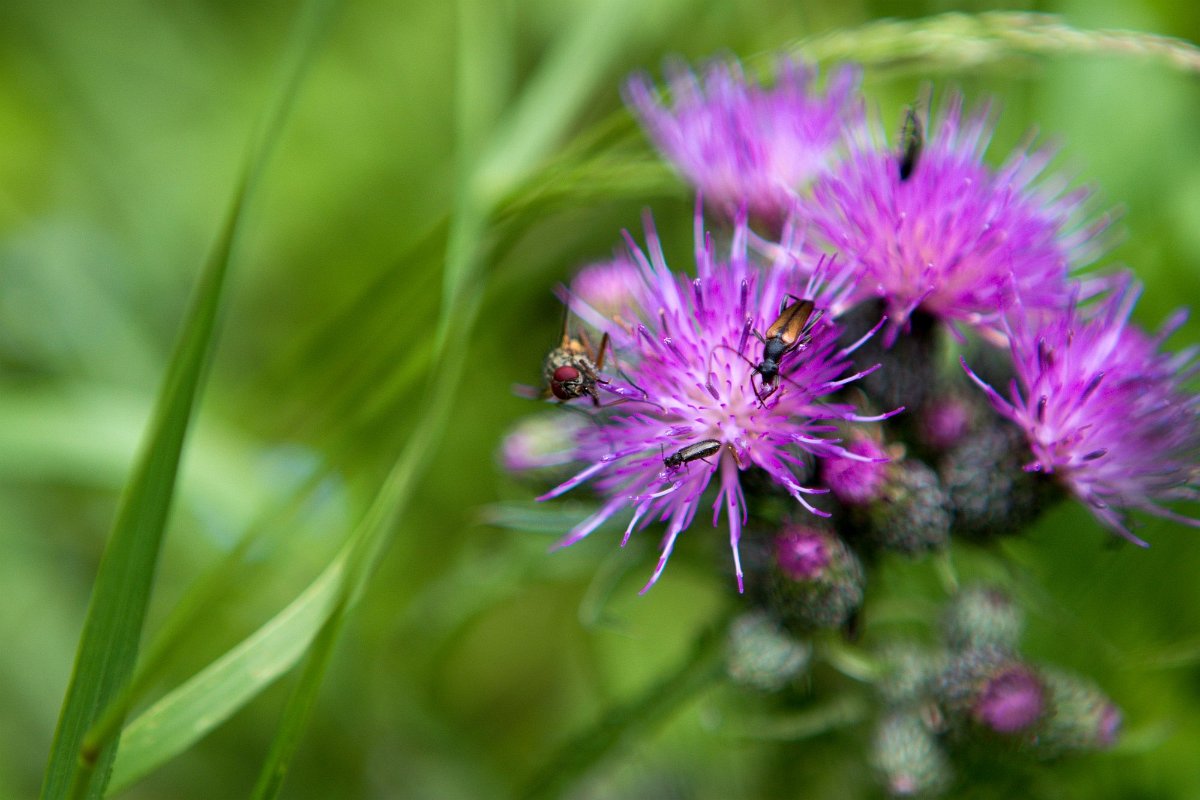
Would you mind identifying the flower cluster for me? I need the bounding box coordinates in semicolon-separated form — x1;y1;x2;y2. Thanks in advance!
870;586;1123;795
510;57;1197;597
498;52;1198;798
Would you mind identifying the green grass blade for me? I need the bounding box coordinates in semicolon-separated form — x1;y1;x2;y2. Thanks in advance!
37;2;335;797
245;2;504;785
109;0;701;789
470;0;666;207
38;128;245;800
249;1;694;792
247;593;351;800
108;546;350;792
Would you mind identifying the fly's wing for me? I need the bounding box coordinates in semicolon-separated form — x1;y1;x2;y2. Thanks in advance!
513;382;549;400
556;302;572;347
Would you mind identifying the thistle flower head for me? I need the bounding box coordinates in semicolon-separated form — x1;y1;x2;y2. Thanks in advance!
941;585;1024;653
804;93;1111;342
768;523;865;630
568;255;644;319
539;206;893;593
774;524;834;581
726;610;812;691
963;275;1200;544
872;712;952;797
624;58;863;223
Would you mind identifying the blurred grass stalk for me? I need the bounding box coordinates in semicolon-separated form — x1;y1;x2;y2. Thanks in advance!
97;0;686;794
38;1;337;797
788;11;1200;74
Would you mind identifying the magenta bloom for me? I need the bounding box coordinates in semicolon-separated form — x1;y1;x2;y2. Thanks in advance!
964;277;1200;544
568;255;645;319
821;433;890;505
973;664;1046;734
775;526;833;582
539;209;894;593
803;93;1111;342
1096;703;1123;748
624;58;862;223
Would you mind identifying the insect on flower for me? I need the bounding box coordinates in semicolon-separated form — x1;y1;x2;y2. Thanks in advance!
715;295;820;404
541;310;612;406
538;206;896;595
803;91;1114;341
897;105;923;182
662;439;723;472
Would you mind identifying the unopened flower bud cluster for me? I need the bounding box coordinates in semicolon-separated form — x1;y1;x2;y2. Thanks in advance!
870;586;1121;796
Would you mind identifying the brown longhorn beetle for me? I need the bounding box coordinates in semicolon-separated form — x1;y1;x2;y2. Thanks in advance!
712;295;821;405
755;297;817;389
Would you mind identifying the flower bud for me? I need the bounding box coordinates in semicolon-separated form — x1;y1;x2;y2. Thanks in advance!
940;420;1059;539
1036;669;1122;756
821;434;890;506
569;257;642;319
916;392;979;452
767;524;864;632
935;648;1046;735
725;610;812;692
860;458;951;555
940;585;1024;653
876;642;943;708
971;664;1046;734
872;712;952;797
498;412;585;482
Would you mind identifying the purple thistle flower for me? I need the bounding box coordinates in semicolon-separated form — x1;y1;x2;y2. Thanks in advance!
568;256;644;319
803;93;1112;343
963;276;1200;544
539;206;895;593
624;58;863;225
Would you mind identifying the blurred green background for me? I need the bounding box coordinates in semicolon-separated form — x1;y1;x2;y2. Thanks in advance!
2;0;1199;797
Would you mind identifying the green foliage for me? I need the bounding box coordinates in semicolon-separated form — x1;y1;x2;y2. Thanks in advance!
1;1;1199;798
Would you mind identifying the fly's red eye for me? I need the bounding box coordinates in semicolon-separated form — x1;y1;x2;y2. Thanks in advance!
553;365;580;383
